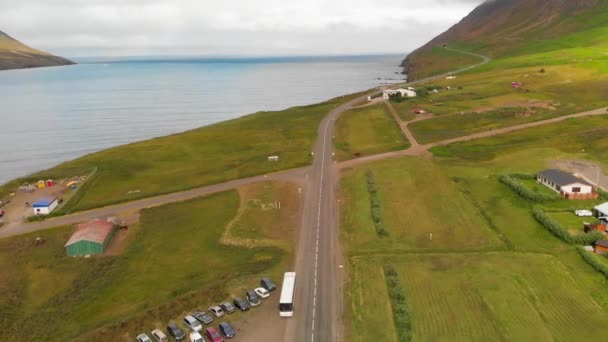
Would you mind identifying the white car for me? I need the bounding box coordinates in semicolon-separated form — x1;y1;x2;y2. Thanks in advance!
151;330;168;342
208;305;225;317
136;333;152;342
183;315;203;332
575;210;593;217
254;287;270;299
189;332;204;342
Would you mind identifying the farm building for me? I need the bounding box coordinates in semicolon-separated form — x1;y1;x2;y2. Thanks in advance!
383;87;417;100
594;240;608;254
595;202;608;221
536;169;597;199
65;219;117;256
32;197;59;215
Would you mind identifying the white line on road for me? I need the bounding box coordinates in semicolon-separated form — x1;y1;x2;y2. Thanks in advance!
311;112;335;342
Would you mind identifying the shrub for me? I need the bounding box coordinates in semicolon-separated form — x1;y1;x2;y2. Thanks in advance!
365;171;390;238
383;264;412;342
577;246;608;278
499;174;561;202
532;207;604;245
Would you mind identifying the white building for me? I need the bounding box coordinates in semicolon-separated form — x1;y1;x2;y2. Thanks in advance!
537;169;594;198
32;197;59;215
383;88;416;100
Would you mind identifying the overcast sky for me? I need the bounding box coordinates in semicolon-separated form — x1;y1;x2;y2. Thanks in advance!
0;0;484;57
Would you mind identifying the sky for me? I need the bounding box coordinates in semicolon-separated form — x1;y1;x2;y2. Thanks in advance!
0;0;485;57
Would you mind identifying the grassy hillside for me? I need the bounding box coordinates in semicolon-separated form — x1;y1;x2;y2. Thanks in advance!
0;30;74;70
0;91;367;213
403;0;608;80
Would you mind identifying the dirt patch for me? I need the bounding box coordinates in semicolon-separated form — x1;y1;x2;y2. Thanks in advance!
0;181;69;227
549;159;606;190
474;99;556;116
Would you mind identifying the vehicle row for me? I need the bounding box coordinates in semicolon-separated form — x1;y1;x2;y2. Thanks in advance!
136;277;277;341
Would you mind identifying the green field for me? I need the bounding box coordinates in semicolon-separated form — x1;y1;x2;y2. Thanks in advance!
334;103;408;161
0;185;294;341
340;157;502;254
0;92;367;213
349;253;608;342
342;141;608;340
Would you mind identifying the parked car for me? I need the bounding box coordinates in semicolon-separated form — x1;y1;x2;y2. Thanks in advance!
151;329;168;342
246;290;261;307
575;209;594;217
167;323;186;341
204;327;224;342
260;277;277;291
209;305;225;318
233;297;250;311
254;287;270;299
184;315;203;332
218;322;236;339
189;332;204;342
192;310;214;325
220;301;236;314
136;333;152;342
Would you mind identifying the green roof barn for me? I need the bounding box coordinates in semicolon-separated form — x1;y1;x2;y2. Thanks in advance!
65;219;116;256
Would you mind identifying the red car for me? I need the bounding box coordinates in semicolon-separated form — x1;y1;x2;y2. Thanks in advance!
205;327;224;342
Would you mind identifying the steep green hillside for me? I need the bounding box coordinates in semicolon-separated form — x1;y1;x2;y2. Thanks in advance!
0;30;74;70
403;0;608;80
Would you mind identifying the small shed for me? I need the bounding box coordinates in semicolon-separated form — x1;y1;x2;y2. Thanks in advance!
65;219;116;256
32;197;58;215
594;240;608;254
595;202;608;219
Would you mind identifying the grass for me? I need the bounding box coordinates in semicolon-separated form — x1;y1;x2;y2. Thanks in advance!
518;178;561;198
546;211;598;236
340;157;502;254
395;253;608;341
334;103;408;161
406;46;484;80
0;186;293;341
0;91;368;213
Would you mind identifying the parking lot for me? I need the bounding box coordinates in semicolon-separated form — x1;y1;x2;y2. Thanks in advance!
134;279;287;341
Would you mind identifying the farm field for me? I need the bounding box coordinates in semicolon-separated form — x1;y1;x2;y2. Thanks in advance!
348;253;608;342
0;91;367;213
0;182;297;341
342;140;608;340
340;157;502;254
334;103;408;161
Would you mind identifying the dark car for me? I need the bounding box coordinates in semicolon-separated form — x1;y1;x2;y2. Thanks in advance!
192;310;214;325
233;297;250;311
166;323;186;341
246;290;261;307
260;277;277;291
218;322;236;339
220;301;236;314
204;327;224;342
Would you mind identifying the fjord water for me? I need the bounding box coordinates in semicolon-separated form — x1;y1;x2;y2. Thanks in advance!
0;55;403;184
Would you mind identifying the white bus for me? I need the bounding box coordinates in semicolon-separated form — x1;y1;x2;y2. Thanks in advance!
279;272;296;317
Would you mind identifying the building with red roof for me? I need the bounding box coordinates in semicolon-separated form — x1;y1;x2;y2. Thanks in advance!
65;219;116;256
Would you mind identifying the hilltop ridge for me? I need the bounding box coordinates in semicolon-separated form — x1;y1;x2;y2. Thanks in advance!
402;0;608;80
0;30;74;71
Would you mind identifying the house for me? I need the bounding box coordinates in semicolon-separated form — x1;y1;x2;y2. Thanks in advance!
537;169;597;199
382;88;417;100
65;219;117;256
32;197;59;215
594;240;608;254
595;202;608;222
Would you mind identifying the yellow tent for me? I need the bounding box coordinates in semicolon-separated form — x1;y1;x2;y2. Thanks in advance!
36;180;46;189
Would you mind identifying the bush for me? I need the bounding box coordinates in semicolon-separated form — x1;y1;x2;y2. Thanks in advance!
383;264;412;342
499;174;561;202
366;171;390;238
532;207;604;245
577;246;608;278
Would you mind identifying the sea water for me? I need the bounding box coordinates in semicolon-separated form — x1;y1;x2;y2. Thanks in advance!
0;55;404;184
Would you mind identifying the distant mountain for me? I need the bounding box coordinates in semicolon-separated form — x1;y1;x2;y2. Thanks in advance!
402;0;608;80
0;30;74;71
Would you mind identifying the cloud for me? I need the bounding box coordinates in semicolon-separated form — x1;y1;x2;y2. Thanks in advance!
0;0;485;56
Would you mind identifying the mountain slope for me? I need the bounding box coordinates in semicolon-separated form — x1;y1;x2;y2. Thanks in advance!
0;30;74;71
402;0;608;80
